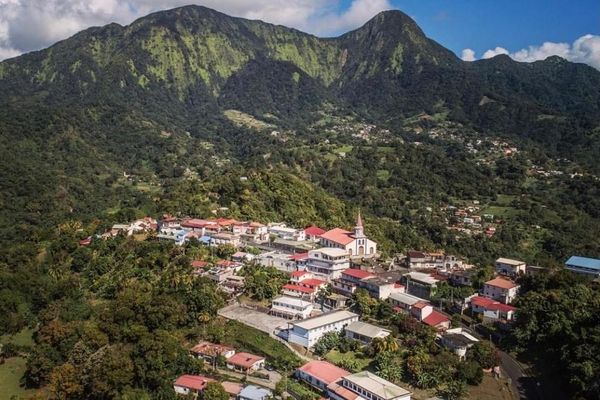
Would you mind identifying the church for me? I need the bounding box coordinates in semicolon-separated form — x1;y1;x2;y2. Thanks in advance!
319;213;378;258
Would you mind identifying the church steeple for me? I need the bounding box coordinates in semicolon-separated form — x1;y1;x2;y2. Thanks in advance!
353;211;365;238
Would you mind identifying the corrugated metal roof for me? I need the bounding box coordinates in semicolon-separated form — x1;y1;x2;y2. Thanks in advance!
566;256;600;271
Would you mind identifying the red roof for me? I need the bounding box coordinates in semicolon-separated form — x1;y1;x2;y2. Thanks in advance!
342;269;374;279
320;228;354;245
327;382;360;400
489;303;517;313
289;253;309;261
174;375;214;391
182;219;214;229
471;296;516;313
305;225;326;236
227;352;264;369
291;270;309;278
191;260;209;268
221;381;243;396
485;277;518;290
217;260;239;268
301;279;326;288
191;341;234;357
422;310;450;328
408;250;427;259
412;302;430;309
298;361;350;385
471;296;496;308
216;218;239;227
283;284;315;294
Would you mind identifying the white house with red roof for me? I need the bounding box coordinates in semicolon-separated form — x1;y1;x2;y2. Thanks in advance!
173;375;215;397
470;295;517;321
304;225;326;242
296;360;350;391
190;341;235;364
320;213;377;258
226;352;265;373
290;270;312;284
271;296;314;319
483;277;519;304
305;248;351;280
410;302;450;331
332;268;375;296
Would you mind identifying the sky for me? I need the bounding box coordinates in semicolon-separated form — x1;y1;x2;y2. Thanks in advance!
0;0;598;69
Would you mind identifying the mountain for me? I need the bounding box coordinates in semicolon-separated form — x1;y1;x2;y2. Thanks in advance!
0;5;599;241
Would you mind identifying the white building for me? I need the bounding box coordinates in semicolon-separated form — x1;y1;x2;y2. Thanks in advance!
328;371;411;400
319;213;377;258
305;248;350;280
271;296;314;319
483;277;519;304
495;258;526;277
441;328;479;360
344;321;391;344
268;224;306;241
287;310;359;348
256;251;297;272
389;292;427;313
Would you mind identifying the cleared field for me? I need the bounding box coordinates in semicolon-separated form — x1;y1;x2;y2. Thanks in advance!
0;357;34;400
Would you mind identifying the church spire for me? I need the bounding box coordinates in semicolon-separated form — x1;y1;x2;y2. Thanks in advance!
354;211;365;238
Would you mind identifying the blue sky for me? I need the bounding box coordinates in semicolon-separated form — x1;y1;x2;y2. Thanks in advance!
0;0;598;68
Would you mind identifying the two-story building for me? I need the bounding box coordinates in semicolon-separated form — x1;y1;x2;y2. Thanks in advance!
305;248;350;280
327;371;411;400
483;277;519;304
271;296;314;319
287;311;359;348
495;258;526;277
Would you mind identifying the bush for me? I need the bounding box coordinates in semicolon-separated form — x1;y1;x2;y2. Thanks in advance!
457;360;483;385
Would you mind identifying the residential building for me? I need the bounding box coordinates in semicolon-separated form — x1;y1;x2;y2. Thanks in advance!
327;371;411;400
271;296;314;319
269;224;306;241
332;268;375;297
448;269;477;286
402;272;439;299
173;375;215;397
290;270;312;284
190;341;235;364
305;248;350;280
495;258;526;277
344;321;391;344
211;233;241;247
410;302;450;331
483;277;519;304
221;382;244;399
407;251;463;270
319;213;377;258
226;352;265;373
469;296;517;322
360;273;405;300
256;251;297;273
288;310;359;348
389;292;427;313
441;328;479;360
305;225;326;242
322;293;350;312
565;256;600;279
296;360;350;391
238;385;272;400
282;284;317;300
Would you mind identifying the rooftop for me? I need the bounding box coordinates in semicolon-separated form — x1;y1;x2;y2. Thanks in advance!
389;292;426;306
221;381;244;396
565;255;600;271
345;321;391;339
485;277;518;289
305;225;326;236
298;360;350;385
238;385;272;400
283;284;315;294
290;310;358;331
314;247;350;258
404;271;439;285
272;296;313;308
342;268;375;279
343;371;411;399
496;257;526;266
174;375;214;391
320;228;354;246
301;278;327;287
422;310;450;328
227;352;265;369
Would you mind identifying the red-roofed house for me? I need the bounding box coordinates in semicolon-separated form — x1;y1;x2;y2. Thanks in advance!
483;277;519;304
410;302;450;331
191;260;209;269
305;225;326;242
283;283;316;300
221;381;244;399
290;270;311;283
300;279;327;291
319;213;377;258
173;375;215;397
226;352;265;373
296;360;350;391
190;341;235;364
470;296;517;322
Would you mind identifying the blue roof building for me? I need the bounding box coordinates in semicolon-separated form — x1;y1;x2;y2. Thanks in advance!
238;385;272;400
565;256;600;279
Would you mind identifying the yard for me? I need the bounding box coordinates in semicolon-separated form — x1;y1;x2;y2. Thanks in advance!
0;357;34;399
325;350;373;372
467;373;517;400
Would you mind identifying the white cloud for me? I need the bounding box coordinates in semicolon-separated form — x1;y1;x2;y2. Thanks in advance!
461;48;475;62
482;46;509;59
465;35;600;70
0;0;393;60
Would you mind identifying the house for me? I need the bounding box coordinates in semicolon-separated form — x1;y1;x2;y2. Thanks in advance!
232;251;254;263
360;272;405;300
344;321;391;344
305;248;350;280
226;352;265;373
211;233;241;247
282;284;317;300
332;269;375;297
565;256;600;279
237;222;269;243
495;258;526;277
256;251;297;273
411;302;450;331
221;381;244;399
305;225;326;242
441;328;479;360
327;371;411;400
190;341;235;364
407;251;463;270
389;292;427;313
296;360;350;391
290;270;312;284
483;277;519;304
323;293;350;312
469;296;517;322
129;217;158;234
173;375;215;397
271;296;314;319
288;310;359;348
268;224;306;241
448;269;478;286
319;213;377;258
402;272;440;299
238;385;272;400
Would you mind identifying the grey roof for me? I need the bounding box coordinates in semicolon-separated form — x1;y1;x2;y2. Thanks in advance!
290;310;358;330
345;321;390;339
239;385;272;400
344;371;411;399
389;292;426;306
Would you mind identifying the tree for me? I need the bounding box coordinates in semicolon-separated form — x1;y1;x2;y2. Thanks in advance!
203;382;229;400
436;380;468;400
312;331;341;356
48;363;84;400
371;335;399;354
467;341;499;369
457;360;483;385
350;288;377;317
373;351;402;383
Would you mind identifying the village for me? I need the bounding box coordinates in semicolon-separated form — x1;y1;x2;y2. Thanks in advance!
75;210;600;400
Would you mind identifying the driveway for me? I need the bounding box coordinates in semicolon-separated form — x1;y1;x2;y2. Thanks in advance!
218;304;290;334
